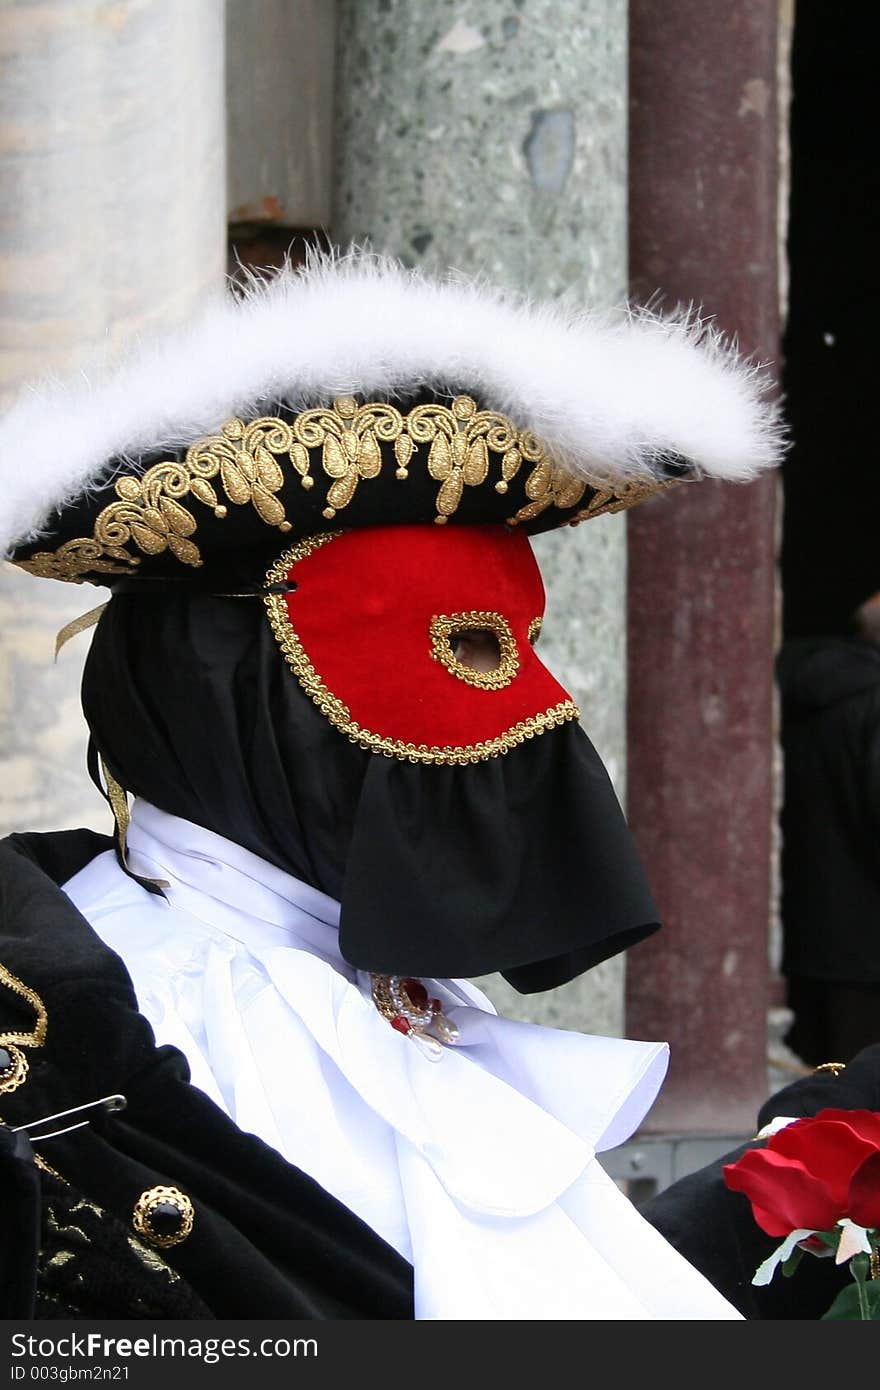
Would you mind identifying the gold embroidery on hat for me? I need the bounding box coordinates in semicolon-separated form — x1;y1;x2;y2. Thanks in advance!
18;416;296;581
15;395;676;584
407;394;538;524
506;456;589;525
16;538;141;583
429;612;519;690
564;476;678;526
264;534;580;765
0;962;49;1095
296;395;401;520
297;394;543;526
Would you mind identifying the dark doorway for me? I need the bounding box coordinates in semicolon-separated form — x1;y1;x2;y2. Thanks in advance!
781;1;880;638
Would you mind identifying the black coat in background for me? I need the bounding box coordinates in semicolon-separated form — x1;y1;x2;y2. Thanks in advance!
777;635;880;985
776;636;880;1062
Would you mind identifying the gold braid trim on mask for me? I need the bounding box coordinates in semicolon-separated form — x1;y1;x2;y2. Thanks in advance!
263;532;581;766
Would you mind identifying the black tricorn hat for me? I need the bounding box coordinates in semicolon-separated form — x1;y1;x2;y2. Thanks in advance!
0;252;784;586
0;253;787;992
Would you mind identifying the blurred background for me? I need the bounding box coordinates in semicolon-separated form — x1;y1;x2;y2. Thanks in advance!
0;0;874;1196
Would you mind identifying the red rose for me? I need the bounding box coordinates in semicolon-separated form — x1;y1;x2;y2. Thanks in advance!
723;1109;880;1237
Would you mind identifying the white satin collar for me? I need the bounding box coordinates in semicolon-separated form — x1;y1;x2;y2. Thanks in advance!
125;799;351;972
62;801;741;1319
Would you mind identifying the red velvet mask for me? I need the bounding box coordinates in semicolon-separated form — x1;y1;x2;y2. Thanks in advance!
264;524;579;763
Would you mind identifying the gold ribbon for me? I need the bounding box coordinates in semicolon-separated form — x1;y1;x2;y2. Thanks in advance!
54;602;108;661
101;757;131;854
100;757;169;891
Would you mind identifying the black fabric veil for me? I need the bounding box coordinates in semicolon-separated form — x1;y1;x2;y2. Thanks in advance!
81;592;660;992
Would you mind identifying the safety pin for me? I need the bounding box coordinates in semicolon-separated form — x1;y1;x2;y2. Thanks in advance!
12;1093;127;1144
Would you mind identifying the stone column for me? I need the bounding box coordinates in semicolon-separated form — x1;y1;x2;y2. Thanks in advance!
0;0;226;835
625;0;781;1133
333;0;629;1033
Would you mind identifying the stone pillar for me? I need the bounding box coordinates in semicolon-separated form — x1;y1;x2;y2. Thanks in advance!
333;0;629;1033
625;0;781;1132
0;0;226;835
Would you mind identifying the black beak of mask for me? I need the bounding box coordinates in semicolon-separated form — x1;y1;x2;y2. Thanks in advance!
81;520;660;994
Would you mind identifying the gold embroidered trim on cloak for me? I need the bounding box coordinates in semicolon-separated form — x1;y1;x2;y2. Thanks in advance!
15;395;678;584
45;1209;89;1244
127;1236;181;1281
528;617;543;646
0;963;48;1045
429;612;519;690
264;534;580;765
0;962;48;1095
33;1154;69;1183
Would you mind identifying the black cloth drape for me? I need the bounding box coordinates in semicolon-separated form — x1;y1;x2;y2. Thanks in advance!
81;592;660;992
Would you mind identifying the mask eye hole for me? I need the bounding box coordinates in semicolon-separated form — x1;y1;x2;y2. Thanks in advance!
450;627;501;673
429;612;519;690
528;617;543;646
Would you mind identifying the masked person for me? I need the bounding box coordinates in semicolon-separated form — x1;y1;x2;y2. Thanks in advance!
0;253;782;1320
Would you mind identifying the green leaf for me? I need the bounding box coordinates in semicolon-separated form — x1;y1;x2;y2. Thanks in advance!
781;1248;805;1278
821;1280;880;1320
813;1230;840;1250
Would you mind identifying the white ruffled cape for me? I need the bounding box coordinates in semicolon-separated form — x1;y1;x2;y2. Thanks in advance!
62;800;740;1321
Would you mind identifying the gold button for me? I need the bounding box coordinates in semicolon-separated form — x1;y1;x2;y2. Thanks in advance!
132;1185;194;1249
0;1043;28;1094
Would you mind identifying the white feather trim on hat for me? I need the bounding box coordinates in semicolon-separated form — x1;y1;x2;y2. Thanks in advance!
0;249;786;555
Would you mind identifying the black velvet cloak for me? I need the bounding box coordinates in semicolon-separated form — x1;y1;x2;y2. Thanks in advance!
0;829;414;1320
